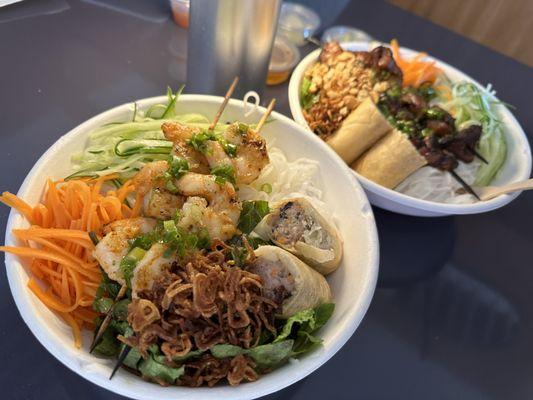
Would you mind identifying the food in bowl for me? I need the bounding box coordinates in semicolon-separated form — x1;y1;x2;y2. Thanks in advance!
0;90;344;388
300;40;510;204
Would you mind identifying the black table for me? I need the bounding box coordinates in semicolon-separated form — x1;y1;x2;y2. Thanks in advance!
1;0;532;399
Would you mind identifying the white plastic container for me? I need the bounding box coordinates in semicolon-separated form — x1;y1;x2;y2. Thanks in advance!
4;95;379;399
288;42;532;217
267;35;300;85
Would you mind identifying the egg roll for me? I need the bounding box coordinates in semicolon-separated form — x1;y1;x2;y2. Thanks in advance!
326;97;391;164
248;246;332;319
351;129;427;189
255;198;342;275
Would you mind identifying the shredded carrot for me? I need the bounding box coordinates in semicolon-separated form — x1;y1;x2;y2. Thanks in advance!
390;39;443;87
1;176;138;348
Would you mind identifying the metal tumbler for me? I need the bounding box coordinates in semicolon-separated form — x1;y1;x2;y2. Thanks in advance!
186;0;282;98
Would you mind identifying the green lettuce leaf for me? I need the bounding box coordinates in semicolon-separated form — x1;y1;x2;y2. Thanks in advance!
276;303;335;342
292;331;323;355
275;309;315;343
313;302;336;329
138;355;185;384
122;346;142;369
210;344;244;358
93;297;113;314
237;200;270;234
274;303;335;356
247;340;294;367
172;349;205;362
210;340;294;368
112;299;131;321
92;329;120;357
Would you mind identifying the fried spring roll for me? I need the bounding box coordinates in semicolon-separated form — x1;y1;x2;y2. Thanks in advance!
351;129;427;189
255;198;342;275
248;246;332;319
326;98;391;164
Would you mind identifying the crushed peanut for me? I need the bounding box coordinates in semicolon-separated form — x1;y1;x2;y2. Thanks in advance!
301;43;401;140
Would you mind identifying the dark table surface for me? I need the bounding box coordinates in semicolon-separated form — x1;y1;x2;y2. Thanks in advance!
1;0;532;399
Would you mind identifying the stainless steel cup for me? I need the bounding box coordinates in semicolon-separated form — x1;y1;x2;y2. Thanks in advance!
186;0;282;98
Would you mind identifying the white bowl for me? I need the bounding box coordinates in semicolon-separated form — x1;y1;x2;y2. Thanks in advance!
288;41;532;216
4;95;379;399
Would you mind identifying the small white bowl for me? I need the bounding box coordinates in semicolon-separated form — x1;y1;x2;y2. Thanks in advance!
4;95;379;399
288;41;532;216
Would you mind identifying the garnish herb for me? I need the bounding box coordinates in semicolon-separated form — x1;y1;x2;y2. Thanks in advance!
186;130;217;153
260;183;272;194
187;130;237;158
237;200;270;234
168;155;190;179
300;77;318;110
211;164;236;185
161;219;211;257
120;247;147;288
158;156;189;193
236;122;249;135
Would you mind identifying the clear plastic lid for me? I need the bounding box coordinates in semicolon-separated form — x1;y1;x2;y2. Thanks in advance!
321;26;373;44
277;2;320;46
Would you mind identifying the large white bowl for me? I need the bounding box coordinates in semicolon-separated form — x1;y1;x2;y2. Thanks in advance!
289;41;532;216
4;95;379;400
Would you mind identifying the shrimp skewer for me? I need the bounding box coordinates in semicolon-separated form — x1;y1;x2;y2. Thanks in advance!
204;99;276;184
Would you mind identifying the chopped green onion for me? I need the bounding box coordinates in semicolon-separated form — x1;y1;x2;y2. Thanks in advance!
236;123;249;135
121;247;147;288
168;156;189;179
260;183;272;194
223;142;237;157
186;130;217;153
211;164;236;185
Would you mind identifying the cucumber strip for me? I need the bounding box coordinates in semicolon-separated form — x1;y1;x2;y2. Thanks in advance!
115;139;173;157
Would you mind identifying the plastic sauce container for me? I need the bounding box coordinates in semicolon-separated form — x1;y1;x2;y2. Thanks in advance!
277;2;320;46
321;26;373;44
170;0;189;28
267;36;300;85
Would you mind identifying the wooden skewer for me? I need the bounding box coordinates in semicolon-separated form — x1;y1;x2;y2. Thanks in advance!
471;178;533;201
208;76;239;131
89;284;128;353
470;147;489;164
450;170;480;201
110;345;132;380
88;231;100;246
256;98;276;133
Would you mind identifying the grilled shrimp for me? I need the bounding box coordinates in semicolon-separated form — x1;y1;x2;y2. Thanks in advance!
133;160;168;196
133;160;185;219
162;122;210;174
144;188;185;220
131;243;174;298
175;172;241;240
205;123;269;184
93;217;157;285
